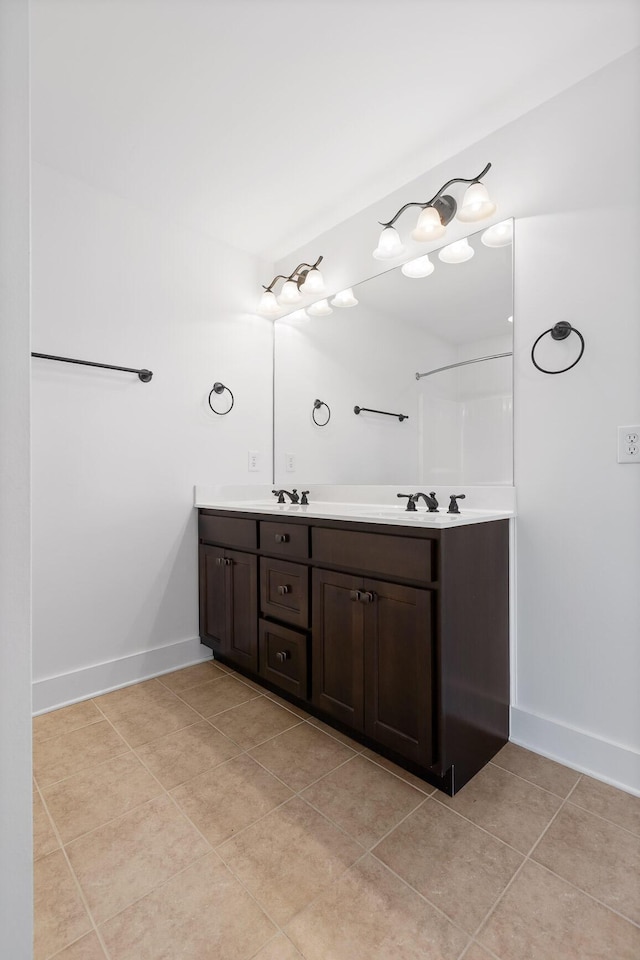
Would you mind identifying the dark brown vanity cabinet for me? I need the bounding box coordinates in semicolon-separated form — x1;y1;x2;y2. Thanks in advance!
198;508;510;795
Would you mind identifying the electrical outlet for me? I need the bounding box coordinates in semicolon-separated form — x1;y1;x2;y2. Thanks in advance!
617;425;640;463
248;450;259;472
285;452;295;473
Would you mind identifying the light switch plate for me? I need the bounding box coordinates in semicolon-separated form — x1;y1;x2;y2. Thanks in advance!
617;425;640;463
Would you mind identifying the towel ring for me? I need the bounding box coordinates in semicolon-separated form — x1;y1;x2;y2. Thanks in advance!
312;398;331;426
531;322;585;375
208;381;234;415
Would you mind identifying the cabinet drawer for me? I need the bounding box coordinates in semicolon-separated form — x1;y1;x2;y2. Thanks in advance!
260;521;310;558
260;557;309;629
259;620;309;700
312;527;435;584
199;513;257;549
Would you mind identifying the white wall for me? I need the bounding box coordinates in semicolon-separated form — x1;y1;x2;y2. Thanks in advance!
0;0;33;951
276;50;640;793
32;164;273;710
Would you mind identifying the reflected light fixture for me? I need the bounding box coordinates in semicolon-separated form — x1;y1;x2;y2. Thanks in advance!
258;255;325;315
374;162;496;258
438;238;474;264
481;219;513;248
401;254;435;279
307;299;333;317
330;288;359;308
507;315;513;323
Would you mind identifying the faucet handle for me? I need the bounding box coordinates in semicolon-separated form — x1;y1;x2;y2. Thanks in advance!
447;494;466;514
397;493;417;512
300;491;310;505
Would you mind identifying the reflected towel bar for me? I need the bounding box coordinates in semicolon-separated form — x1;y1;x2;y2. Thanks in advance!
415;352;512;380
31;352;153;382
354;405;408;422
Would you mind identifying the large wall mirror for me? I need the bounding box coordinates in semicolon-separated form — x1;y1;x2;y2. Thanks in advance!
274;220;513;487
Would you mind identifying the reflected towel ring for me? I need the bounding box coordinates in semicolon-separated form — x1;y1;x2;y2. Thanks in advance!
312;398;331;426
208;381;234;415
531;322;585;375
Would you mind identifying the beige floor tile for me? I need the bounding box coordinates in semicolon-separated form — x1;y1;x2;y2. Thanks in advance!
360;748;435;794
210;696;301;749
570;775;640;836
286;854;469;960
100;852;276;960
170;754;292;846
532;802;640;924
42;753;162;843
33;721;129;787
373;798;523;934
437;762;562;853
491;743;580;797
33;700;102;743
478;860;640;960
66;794;209;923
136;720;240;789
307;716;366;751
156;659;226;693
34;849;91;960
302;754;426;847
51;931;107;959
177;674;260;717
249;722;356;791
251;934;304;959
261;690;311;719
107;695;201;748
92;679;177;722
462;945;496;960
219;796;363;925
34;789;60;860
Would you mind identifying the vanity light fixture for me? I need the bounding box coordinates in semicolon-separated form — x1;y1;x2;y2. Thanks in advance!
401;254;435;279
330;288;359;308
373;162;496;259
307;298;333;317
481;219;513;248
258;255;325;315
438;238;474;264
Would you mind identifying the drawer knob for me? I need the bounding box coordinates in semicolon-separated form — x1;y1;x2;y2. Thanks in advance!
275;533;290;543
350;590;362;602
277;584;291;596
275;650;290;663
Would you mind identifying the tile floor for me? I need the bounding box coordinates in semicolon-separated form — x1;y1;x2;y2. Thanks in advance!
33;660;640;960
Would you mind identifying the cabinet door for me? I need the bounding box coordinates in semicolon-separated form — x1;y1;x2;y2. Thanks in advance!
199;545;227;652
363;579;434;766
226;549;258;672
312;569;364;731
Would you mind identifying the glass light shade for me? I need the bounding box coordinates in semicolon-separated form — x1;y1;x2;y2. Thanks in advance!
278;279;302;305
411;206;446;242
372;226;406;260
401;254;435;279
307;299;333;317
299;267;325;295
481;219;513;247
330;288;358;308
438;238;475;264
257;290;281;317
456;181;496;222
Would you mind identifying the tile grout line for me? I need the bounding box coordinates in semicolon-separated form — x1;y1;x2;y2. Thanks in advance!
563;795;640;842
526;858;640;931
486;757;580;800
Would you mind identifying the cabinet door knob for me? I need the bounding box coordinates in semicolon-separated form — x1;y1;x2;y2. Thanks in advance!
275;533;290;543
350;590;362;602
361;591;376;603
275;650;290;662
276;584;291;596
224;557;233;566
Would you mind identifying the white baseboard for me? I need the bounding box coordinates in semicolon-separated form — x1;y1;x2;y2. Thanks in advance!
32;637;212;715
510;706;640;797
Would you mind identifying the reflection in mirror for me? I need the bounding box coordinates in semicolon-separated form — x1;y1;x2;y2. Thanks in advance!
274;221;513;487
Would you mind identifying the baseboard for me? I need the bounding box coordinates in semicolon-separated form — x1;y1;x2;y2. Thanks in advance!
510;706;640;797
32;637;212;715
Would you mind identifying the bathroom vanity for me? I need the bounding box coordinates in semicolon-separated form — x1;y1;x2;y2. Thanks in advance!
196;492;511;795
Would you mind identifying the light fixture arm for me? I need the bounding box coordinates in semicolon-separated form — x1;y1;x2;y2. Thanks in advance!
379;162;492;228
262;255;324;292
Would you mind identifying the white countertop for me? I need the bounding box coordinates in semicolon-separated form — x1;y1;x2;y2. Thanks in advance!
194;485;515;529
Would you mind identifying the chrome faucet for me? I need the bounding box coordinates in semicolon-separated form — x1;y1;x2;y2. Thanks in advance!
272;489;300;504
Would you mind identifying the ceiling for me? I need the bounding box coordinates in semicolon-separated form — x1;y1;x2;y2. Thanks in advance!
31;0;640;261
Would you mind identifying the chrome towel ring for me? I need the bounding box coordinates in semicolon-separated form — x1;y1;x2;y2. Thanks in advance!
208;382;234;415
531;322;585;375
